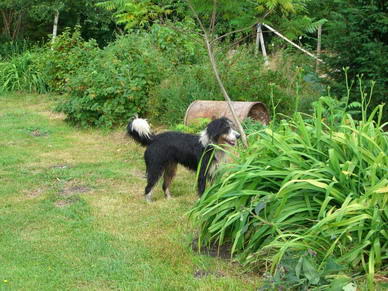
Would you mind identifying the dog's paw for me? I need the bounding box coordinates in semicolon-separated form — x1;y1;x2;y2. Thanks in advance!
145;194;152;203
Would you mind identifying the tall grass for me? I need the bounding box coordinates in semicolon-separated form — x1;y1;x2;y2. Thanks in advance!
0;52;47;93
190;90;387;289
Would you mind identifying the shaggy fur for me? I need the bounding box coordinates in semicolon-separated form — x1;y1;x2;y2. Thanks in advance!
127;117;240;202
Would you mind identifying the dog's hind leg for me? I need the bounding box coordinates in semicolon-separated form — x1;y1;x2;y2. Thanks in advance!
163;163;177;199
144;165;164;203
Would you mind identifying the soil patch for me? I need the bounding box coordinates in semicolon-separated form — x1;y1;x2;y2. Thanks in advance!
194;269;224;279
60;185;91;196
191;238;232;260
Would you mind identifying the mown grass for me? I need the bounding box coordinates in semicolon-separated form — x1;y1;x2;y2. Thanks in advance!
0;93;261;290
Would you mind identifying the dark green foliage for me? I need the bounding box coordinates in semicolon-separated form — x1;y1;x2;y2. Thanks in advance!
0;39;35;60
56;34;172;127
314;0;388;121
0;0;115;45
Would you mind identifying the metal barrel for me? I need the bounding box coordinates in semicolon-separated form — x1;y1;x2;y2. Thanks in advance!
184;100;270;125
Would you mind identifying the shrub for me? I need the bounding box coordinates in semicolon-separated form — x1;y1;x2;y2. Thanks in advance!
190;93;387;288
149;20;205;65
32;26;99;93
56;34;172;127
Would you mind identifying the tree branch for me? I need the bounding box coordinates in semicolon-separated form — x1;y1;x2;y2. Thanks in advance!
210;24;255;44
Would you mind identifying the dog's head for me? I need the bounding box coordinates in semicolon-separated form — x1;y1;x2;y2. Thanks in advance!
199;117;240;147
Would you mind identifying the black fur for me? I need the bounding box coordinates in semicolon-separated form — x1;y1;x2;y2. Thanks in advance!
127;117;237;200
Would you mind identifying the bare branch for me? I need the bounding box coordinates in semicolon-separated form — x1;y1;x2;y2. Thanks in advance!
211;24;255;44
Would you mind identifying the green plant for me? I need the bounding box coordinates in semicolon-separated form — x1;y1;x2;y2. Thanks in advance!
32;26;99;93
56;33;172;127
0;51;47;93
0;39;34;60
171;118;211;134
190;90;387;288
242;118;266;135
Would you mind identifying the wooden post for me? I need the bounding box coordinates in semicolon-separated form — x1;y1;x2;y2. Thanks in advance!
255;23;260;56
316;24;322;72
262;23;324;63
257;24;269;66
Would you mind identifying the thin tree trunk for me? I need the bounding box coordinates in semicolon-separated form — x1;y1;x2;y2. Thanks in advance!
187;1;248;147
1;10;11;39
52;9;59;43
316;24;322;72
12;12;22;40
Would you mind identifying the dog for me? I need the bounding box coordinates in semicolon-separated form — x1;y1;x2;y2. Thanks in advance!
127;117;240;202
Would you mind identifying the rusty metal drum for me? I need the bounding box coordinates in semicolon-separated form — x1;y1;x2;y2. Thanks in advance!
184;100;270;126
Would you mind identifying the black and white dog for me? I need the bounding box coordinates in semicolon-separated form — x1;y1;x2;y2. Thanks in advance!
127;117;240;202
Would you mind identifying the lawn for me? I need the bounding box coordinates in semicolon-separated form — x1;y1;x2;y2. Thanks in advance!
0;93;260;290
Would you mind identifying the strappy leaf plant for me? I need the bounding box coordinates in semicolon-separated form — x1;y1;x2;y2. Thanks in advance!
190;84;387;289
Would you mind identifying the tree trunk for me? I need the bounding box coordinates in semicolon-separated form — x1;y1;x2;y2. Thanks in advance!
52;9;59;43
1;9;12;39
316;24;322;72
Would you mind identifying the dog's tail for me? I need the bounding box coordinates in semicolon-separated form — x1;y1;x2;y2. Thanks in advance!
127;118;154;146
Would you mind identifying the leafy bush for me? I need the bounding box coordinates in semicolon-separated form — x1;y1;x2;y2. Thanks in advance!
32;26;99;93
56;34;172;127
149;20;205;65
190;94;387;288
0;52;47;93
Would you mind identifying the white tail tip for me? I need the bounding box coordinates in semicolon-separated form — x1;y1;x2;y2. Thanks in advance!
131;118;151;138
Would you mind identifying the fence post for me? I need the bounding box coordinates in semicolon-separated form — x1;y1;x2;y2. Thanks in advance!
316;24;322;72
257;23;269;66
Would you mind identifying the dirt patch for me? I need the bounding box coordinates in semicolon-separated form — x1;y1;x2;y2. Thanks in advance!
54;200;72;208
60;185;91;196
191;238;232;260
129;168;146;179
194;269;225;279
51;164;71;169
28;128;49;137
24;188;45;199
40;111;66;120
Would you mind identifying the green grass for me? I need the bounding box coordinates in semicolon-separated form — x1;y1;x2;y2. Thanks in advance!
0;93;260;290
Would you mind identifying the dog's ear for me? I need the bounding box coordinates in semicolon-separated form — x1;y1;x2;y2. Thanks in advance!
206;118;228;142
